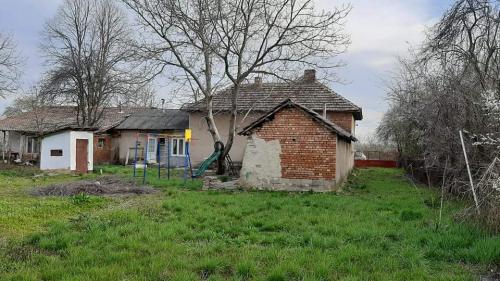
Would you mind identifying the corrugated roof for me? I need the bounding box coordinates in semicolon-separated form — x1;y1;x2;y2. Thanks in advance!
113;109;188;131
182;76;363;120
239;98;357;142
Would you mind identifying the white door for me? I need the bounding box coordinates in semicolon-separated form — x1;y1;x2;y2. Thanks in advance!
147;137;157;162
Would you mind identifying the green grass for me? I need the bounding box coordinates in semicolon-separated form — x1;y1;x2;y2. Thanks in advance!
0;166;499;280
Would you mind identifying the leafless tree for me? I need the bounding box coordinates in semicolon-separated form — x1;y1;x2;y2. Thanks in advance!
3;85;55;135
41;0;146;127
0;32;21;98
378;0;500;229
114;83;159;108
123;0;350;173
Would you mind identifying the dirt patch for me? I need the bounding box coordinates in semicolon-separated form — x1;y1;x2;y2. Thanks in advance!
31;176;157;196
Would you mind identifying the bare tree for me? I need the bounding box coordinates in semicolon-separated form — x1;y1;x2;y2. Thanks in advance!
378;0;500;229
115;83;159;108
0;32;21;98
123;0;350;173
42;0;145;127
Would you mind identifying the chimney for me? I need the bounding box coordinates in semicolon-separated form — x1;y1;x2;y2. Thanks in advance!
118;102;123;113
254;76;262;87
303;69;316;82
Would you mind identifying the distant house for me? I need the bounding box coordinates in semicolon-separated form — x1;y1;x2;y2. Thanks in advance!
0;107;189;167
239;99;357;191
109;109;189;166
182;69;363;167
0;106;135;164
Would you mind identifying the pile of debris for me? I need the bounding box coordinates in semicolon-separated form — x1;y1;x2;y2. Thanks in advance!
202;176;241;191
31;176;157;196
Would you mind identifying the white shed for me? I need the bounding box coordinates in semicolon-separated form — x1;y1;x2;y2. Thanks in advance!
40;129;94;173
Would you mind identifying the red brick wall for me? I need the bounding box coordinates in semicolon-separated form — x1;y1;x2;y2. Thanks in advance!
93;135;113;164
255;107;337;180
326;112;353;133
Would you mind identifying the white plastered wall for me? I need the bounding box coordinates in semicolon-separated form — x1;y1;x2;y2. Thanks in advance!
40;131;71;170
239;135;282;188
40;130;93;171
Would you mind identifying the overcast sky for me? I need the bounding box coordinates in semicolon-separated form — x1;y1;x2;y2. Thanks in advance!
0;0;454;139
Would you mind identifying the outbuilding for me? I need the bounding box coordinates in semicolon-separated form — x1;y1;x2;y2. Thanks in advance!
238;99;357;192
40;127;94;173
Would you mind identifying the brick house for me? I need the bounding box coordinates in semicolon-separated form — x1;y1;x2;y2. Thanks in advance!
182;69;363;168
239;99;357;191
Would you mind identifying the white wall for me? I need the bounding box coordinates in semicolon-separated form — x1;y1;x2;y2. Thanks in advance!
40;131;71;170
239;135;282;188
40;130;94;171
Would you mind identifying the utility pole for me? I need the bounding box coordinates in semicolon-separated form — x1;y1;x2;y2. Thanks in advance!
459;130;480;214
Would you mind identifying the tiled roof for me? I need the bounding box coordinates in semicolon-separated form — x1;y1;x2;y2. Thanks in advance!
182;76;362;120
239;98;357;142
113;109;188;131
0;106;143;133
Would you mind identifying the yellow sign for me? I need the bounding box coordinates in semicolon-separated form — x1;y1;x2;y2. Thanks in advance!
185;129;192;142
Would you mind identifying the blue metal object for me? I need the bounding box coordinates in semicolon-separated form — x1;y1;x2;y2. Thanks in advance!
167;137;171;180
133;134;138;177
157;139;161;179
183;142;189;183
143;135;149;184
187;142;193;179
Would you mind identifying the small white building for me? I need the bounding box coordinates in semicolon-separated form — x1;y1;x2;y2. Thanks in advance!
40;128;94;173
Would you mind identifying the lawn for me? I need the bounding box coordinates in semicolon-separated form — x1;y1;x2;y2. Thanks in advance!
0;166;499;280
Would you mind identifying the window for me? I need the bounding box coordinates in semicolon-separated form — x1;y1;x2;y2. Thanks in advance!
97;138;105;149
26;137;39;153
171;138;185;156
50;149;63;156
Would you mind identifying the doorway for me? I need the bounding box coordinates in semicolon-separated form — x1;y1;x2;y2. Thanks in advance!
76;139;88;173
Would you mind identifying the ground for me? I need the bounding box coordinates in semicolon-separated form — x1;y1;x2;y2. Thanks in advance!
0;165;499;280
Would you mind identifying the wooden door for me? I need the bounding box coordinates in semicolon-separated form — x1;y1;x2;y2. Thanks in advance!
76;139;88;173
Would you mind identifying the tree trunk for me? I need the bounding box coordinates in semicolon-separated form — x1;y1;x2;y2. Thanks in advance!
218;86;239;175
203;95;226;174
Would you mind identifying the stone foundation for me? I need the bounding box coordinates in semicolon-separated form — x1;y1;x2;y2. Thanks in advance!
239;177;337;192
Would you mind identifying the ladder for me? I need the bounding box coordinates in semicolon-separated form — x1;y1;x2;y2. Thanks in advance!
225;154;238;176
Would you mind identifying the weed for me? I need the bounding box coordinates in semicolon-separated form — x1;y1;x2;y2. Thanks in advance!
70;193;91;205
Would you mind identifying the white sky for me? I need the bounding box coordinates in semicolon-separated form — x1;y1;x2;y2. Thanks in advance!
0;0;453;139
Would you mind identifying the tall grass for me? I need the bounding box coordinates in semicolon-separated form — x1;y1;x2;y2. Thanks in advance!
0;168;498;280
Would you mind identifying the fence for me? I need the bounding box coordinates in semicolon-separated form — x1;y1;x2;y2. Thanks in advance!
355;150;399;168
